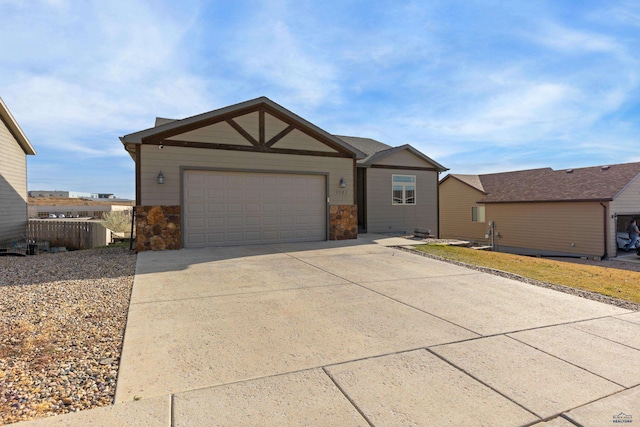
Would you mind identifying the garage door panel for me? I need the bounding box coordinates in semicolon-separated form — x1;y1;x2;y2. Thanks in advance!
245;203;260;213
226;217;245;227
207;189;224;199
279;230;294;239
245;231;262;241
186;203;205;214
204;174;225;185
207;203;224;214
206;233;224;244
245;216;261;226
187;217;205;228
279;215;294;225
186;188;205;198
226;203;244;213
225;232;245;243
207;217;225;227
263;217;278;226
245;189;261;199
186;233;205;245
225;190;243;200
184;171;326;247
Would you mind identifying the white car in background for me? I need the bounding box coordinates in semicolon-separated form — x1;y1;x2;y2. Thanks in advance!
616;232;639;250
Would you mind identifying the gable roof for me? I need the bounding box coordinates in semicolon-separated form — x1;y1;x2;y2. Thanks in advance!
334;135;391;163
335;135;448;171
121;96;365;159
449;163;640;203
441;174;486;192
0;97;36;155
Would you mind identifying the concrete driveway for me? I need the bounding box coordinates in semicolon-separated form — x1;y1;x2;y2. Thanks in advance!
23;235;640;426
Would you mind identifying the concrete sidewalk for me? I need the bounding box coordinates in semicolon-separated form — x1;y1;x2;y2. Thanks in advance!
15;235;640;426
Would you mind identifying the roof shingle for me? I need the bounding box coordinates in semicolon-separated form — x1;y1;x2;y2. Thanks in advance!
454;163;640;203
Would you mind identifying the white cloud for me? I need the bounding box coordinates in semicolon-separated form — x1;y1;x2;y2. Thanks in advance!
222;4;342;109
532;23;621;54
1;0;212;154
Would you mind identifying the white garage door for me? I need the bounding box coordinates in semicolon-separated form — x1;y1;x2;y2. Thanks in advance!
183;170;326;247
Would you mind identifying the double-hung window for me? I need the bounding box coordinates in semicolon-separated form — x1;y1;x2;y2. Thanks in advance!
392;175;416;205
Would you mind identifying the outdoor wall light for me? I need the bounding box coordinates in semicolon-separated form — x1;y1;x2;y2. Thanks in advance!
340;177;347;188
157;171;165;184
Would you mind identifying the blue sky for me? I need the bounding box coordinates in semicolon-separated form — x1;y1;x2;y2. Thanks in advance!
2;0;639;200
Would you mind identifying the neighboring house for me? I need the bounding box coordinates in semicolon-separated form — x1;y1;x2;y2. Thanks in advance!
120;96;447;251
0;97;36;243
336;136;447;234
439;162;640;258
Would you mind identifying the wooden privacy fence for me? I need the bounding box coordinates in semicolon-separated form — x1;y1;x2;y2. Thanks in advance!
27;220;110;250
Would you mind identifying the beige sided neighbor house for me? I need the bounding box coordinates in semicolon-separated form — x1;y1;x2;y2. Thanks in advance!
121;97;446;251
0;97;36;243
439;163;640;258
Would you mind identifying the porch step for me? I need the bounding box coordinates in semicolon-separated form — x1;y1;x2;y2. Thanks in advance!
413;228;435;238
471;245;493;251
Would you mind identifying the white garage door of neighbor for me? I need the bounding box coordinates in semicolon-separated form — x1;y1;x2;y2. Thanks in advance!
183;170;326;247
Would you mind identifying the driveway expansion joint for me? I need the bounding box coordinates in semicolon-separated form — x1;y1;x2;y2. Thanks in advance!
321;367;375;427
504;334;628;389
425;346;542;421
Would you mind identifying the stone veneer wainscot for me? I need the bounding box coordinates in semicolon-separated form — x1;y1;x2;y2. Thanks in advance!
135;205;181;252
329;205;358;240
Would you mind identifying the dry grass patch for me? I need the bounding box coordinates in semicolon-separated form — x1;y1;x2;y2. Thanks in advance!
414;244;640;304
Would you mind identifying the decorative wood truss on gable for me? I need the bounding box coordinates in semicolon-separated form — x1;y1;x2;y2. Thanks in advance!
140;104;353;158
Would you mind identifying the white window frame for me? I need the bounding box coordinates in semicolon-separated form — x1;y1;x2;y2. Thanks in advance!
471;205;485;222
392;175;416;205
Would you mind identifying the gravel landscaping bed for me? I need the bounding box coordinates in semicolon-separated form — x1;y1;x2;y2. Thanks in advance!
0;247;136;425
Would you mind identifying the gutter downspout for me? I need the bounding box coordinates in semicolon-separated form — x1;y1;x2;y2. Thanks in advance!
600;202;608;259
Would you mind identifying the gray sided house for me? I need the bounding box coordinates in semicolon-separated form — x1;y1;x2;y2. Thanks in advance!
0;98;36;243
121;97;446;251
439;162;640;258
121;97;364;251
336;136;447;235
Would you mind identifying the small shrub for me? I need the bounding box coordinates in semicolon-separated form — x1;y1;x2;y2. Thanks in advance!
103;211;131;233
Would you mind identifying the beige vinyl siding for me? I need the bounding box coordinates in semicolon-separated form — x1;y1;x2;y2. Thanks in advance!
0;118;28;241
375;150;434;168
610;175;640;255
366;168;438;234
233;111;260;140
264;113;289;140
166;121;254;146
140;145;353;206
274;129;338;152
487;201;604;257
439;178;488;242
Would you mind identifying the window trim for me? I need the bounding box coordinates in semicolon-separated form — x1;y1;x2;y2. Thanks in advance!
392;174;416;205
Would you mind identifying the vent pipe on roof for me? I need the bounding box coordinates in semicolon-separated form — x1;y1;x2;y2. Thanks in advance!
565;169;573;173
601;165;610;170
